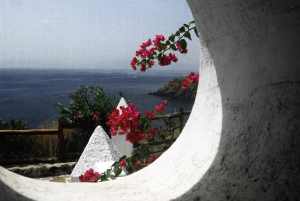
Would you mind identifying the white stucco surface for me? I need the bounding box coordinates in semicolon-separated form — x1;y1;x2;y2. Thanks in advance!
0;0;299;200
111;97;134;157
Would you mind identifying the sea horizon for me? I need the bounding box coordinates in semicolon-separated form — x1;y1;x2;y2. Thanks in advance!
0;68;195;128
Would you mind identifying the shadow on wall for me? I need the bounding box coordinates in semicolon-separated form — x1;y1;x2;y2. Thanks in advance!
174;0;300;200
0;177;34;201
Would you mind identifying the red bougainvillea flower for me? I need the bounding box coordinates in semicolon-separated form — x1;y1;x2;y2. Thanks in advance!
154;100;168;113
147;154;158;164
106;109;121;136
176;42;188;54
91;111;100;122
168;53;178;62
159;55;172;66
140;39;152;49
133;160;142;169
182;72;199;90
145;111;155;120
126;131;145;144
140;63;146;72
79;168;101;182
182;78;193;89
107;101;168;144
158;53;178;66
119;159;127;168
188;72;199;82
73;111;83;120
130;57;138;70
146;128;158;140
107;104;143;144
153;34;166;48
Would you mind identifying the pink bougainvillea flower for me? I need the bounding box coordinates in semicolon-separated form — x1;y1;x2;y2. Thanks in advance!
119;159;127;168
153;34;166;47
73;111;83;120
188;72;199;82
146;128;158;140
91;111;100;122
182;78;192;90
182;72;199;90
126;131;145;144
147;154;158;164
79;168;101;182
130;57;138;70
154;100;168;113
145;111;155;120
176;42;188;54
159;55;172;66
140;39;152;49
140;63;146;72
168;53;178;63
107;101;167;144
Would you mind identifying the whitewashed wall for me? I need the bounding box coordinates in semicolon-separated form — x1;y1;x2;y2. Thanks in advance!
0;0;299;200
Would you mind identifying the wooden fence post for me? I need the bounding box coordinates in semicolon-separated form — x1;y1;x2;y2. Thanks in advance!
57;120;65;161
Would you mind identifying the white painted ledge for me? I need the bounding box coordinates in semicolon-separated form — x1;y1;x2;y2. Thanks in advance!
1;0;299;200
0;54;222;200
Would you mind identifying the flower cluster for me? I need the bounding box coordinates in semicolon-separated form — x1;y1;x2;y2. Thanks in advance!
107;100;167;144
131;35;178;71
107;104;140;136
182;72;200;90
131;21;197;72
79;168;101;182
154;100;168;113
79;153;160;183
132;154;159;170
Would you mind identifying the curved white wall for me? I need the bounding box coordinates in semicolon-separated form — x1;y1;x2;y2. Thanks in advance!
0;0;299;200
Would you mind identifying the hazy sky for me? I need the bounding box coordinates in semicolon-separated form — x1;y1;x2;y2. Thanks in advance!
0;0;199;71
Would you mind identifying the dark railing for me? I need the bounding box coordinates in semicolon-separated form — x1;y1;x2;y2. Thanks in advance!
0;109;191;165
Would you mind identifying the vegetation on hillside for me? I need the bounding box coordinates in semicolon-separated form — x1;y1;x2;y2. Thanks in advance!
0;120;27;130
57;86;116;133
149;77;197;100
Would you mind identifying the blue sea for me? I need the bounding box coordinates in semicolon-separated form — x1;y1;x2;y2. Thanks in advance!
0;69;194;127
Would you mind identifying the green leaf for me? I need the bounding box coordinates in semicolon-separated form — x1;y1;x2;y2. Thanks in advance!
170;44;177;51
168;34;175;42
175;31;181;36
105;169;111;178
184;32;192;40
120;155;127;160
157;53;163;60
100;173;108;181
114;165;122;176
189;20;195;24
179;26;185;33
179;39;187;49
184;23;189;28
194;27;199;38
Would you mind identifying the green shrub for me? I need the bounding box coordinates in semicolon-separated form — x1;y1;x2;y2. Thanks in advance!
57;86;116;133
0;119;27;130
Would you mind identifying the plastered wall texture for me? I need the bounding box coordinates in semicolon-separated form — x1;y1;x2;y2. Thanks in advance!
0;0;299;200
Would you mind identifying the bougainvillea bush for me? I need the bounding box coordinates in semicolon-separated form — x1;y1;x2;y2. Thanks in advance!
79;100;167;182
57;86;116;133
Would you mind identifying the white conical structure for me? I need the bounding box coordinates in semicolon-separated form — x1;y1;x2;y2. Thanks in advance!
70;126;121;182
111;97;134;157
